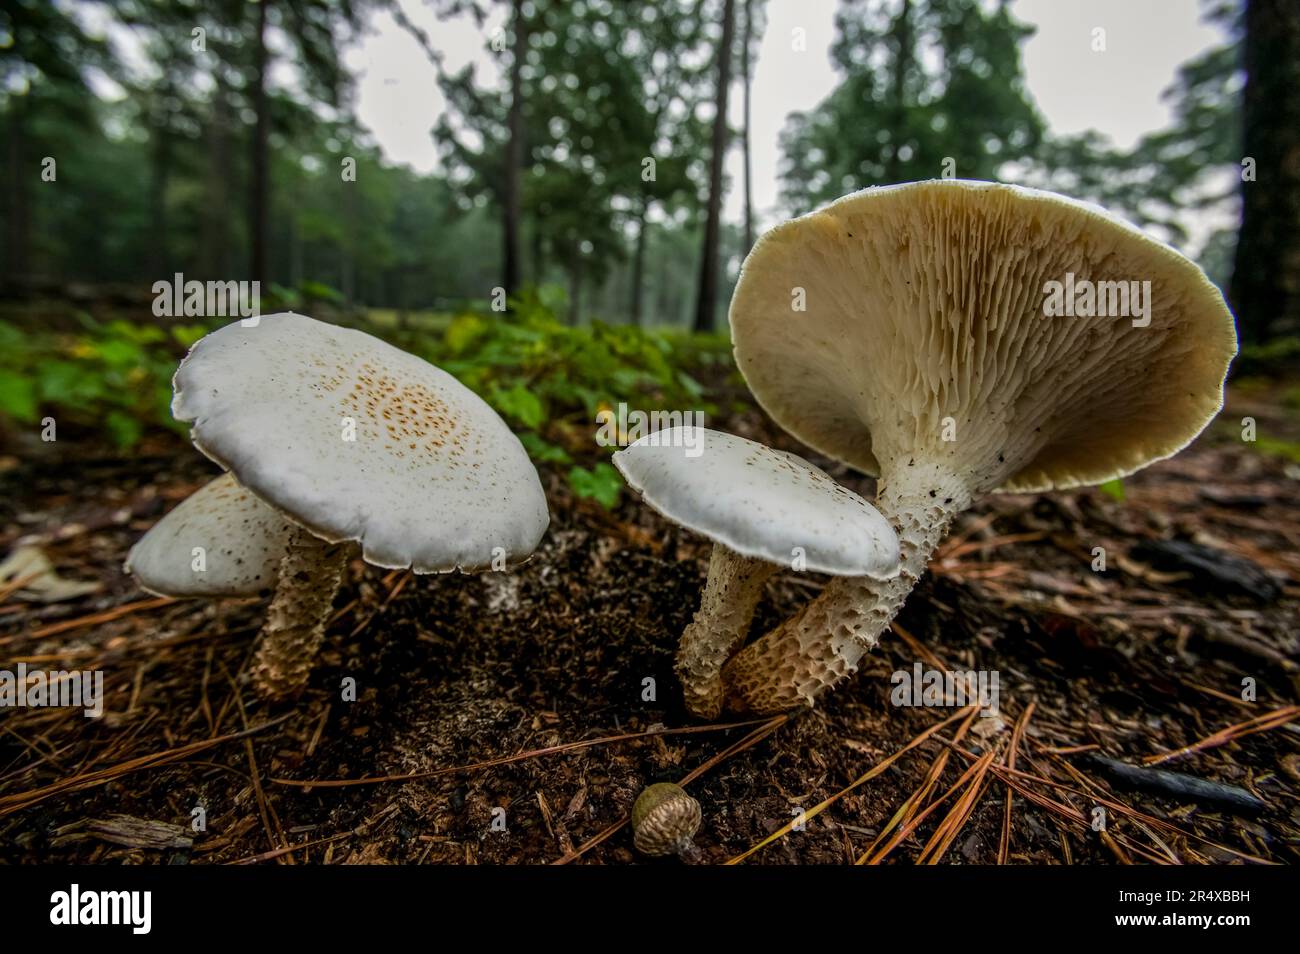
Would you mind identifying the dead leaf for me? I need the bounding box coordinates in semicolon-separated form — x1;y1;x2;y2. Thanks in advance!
0;545;101;603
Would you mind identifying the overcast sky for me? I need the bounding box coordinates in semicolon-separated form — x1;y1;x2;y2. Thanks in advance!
346;0;1231;227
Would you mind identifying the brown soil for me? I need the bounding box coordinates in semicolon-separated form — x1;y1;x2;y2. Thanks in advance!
0;382;1297;865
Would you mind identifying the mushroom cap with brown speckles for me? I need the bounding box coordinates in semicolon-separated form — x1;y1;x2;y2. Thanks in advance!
171;314;549;572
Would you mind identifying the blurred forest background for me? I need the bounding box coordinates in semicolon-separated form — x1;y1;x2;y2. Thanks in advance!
4;0;1300;870
0;0;1297;461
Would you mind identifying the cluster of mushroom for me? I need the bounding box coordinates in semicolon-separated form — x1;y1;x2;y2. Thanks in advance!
616;179;1236;717
129;181;1236;724
126;313;549;700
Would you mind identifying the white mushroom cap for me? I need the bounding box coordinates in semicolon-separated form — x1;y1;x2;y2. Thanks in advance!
125;473;294;597
730;179;1238;494
171;313;549;572
613;427;900;577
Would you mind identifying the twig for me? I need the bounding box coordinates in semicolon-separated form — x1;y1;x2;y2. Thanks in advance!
1085;754;1267;815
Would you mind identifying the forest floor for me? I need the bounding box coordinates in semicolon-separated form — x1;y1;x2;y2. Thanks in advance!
0;371;1297;865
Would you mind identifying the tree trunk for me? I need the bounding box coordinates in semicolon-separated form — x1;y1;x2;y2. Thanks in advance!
630;199;649;326
569;255;583;325
289;196;303;290
530;221;544;284
1229;0;1300;344
503;0;527;300
692;0;737;333
148;99;172;278
883;0;913;184
341;175;356;302
205;68;233;278
249;0;271;285
741;0;754;255
5;101;30;283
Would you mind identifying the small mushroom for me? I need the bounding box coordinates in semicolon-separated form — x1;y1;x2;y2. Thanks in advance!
722;180;1237;713
613;426;899;718
631;782;702;862
126;473;294;598
131;313;550;699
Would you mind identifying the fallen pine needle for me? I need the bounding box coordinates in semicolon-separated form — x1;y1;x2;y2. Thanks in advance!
24;596;174;641
271;716;774;790
0;713;293;818
1143;705;1300;766
858;705;983;864
918;746;1000;864
727;706;977;865
998;702;1035;864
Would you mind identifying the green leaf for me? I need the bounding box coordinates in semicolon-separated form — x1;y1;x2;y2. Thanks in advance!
105;409;144;449
0;321;27;356
37;360;104;404
1098;478;1125;502
171;324;209;348
518;432;572;465
490;382;545;430
444;314;488;356
94;338;144;368
568;463;623;510
0;371;38;422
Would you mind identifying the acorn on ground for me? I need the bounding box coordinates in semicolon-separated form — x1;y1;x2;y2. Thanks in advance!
632;782;703;863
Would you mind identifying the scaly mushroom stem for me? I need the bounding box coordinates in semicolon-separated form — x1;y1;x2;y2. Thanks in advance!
676;545;778;719
251;526;351;700
722;467;971;714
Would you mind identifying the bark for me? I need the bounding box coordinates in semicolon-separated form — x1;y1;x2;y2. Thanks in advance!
251;526;351;700
692;0;737;333
1229;0;1300;343
722;466;971;714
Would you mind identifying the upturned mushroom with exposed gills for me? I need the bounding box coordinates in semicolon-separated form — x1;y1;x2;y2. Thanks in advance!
613;426;899;719
126;313;550;700
719;180;1238;715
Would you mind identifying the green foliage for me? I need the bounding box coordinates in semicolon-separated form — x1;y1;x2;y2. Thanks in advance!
1097;478;1126;503
399;289;728;503
0;297;730;477
780;0;1044;211
567;463;624;510
1234;337;1300;379
1251;437;1300;465
0;317;184;447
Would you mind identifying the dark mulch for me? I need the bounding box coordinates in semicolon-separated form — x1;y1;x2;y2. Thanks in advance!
0;382;1297;865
